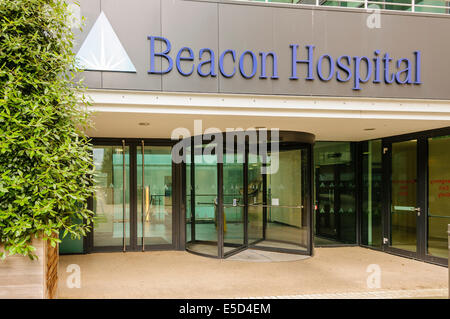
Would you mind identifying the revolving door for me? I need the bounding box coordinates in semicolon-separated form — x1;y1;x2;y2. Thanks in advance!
184;131;314;258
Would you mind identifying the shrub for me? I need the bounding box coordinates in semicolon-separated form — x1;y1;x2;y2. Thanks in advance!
0;0;94;259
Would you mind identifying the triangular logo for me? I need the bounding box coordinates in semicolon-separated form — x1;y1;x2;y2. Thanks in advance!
76;12;136;72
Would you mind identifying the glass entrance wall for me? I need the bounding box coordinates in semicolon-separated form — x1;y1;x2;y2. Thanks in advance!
390;140;418;252
92;145;130;250
185;143;219;257
427;135;450;259
253;147;309;251
247;153;264;245
85;140;178;253
314;142;357;245
223;153;245;253
136;145;173;248
59;128;449;266
361;140;383;248
383;132;449;265
185;131;314;258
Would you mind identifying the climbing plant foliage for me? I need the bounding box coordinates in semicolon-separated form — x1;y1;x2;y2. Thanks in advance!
0;0;94;259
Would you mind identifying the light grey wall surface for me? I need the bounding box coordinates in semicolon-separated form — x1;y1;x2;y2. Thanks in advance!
74;0;450;100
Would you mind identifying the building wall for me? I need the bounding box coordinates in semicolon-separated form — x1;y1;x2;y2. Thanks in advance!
73;0;450;100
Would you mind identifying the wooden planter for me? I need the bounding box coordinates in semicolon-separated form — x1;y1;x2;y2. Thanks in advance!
0;236;58;299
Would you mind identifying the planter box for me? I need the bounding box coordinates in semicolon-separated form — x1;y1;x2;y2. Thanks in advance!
0;236;58;299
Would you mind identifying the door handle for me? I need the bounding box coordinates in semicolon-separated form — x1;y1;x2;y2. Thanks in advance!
414;207;421;216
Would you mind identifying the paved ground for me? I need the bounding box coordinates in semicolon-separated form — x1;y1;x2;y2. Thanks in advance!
227;249;310;262
58;247;448;299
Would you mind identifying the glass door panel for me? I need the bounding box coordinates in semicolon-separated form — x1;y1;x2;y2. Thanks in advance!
184;132;313;258
137;144;173;248
390;140;417;252
361;139;383;248
247;154;264;245
315;165;336;240
427;135;450;259
92;145;130;250
186;144;192;244
254;146;309;252
314;142;357;245
223;153;245;255
186;145;219;257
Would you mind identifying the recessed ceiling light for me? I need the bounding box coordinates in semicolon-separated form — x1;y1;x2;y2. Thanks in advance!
364;128;376;131
138;122;150;126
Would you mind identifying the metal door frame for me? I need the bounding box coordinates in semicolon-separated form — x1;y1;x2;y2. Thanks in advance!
382;136;422;260
382;127;450;266
87;138;182;253
247;142;314;257
184;131;315;259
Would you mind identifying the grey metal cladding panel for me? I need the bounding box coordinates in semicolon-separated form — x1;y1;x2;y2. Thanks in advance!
302;10;450;99
372;15;450;100
216;4;450;99
309;10;367;97
218;3;274;95
371;14;449;99
74;0;101;89
309;11;448;99
101;0;162;91
271;7;314;96
74;0;450;99
75;71;102;90
418;17;450;99
73;0;100;53
358;14;423;99
161;0;219;93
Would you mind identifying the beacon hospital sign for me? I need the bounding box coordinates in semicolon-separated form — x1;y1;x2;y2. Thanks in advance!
148;36;422;91
74;0;450;100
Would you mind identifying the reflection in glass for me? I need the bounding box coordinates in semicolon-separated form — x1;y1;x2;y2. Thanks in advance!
92;146;130;248
427;135;450;259
137;146;173;247
59;216;83;253
390;140;417;252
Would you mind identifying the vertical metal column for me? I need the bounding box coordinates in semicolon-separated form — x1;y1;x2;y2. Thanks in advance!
190;138;196;242
262;164;267;240
122;139;126;252
243;143;249;246
141;140;145;251
218;162;224;258
448;224;449;298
